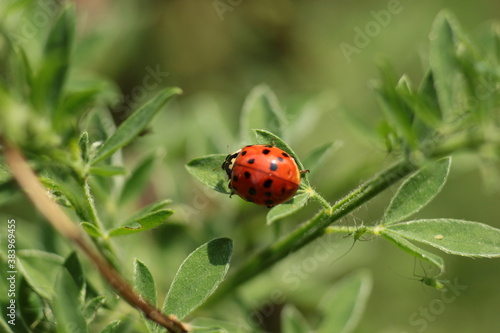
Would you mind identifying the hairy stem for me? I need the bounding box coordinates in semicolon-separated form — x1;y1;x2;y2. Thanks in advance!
208;159;416;304
3;143;188;333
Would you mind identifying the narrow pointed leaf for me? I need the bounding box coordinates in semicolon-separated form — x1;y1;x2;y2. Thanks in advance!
162;238;233;320
33;4;75;114
89;165;127;177
186;154;230;194
134;259;157;333
429;11;461;120
317;270;372;333
267;193;310;225
53;267;88;333
108;209;173;237
63;252;85;293
281;305;311;333
100;320;122;333
83;296;106;322
128;199;173;221
381;157;451;225
240;84;288;142
385;219;500;257
380;229;445;273
92;87;181;164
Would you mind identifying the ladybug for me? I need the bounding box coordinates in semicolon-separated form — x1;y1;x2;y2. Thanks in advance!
222;144;302;208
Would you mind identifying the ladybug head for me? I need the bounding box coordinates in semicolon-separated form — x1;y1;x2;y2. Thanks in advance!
221;149;241;179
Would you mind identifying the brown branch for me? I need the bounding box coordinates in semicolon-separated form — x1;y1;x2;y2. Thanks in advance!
3;143;188;333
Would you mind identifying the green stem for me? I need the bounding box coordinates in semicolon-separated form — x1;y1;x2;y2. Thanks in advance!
208;159;416;304
310;190;331;210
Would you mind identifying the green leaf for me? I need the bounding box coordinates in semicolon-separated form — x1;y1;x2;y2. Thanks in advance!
429;11;462;120
32;4;75;114
134;259;157;333
186;154;231;194
53;267;88;333
301;142;338;173
100;320;122;333
17;250;64;299
383;219;500;257
108;209;174;237
381;157;451;225
317;270;372;333
281;305;311;333
240;84;288;142
92;87;182;164
380;230;445;273
81;222;103;238
162;238;233;321
128;199;173;221
266;193;310;225
63;252;85;293
118;154;156;205
253;129;309;185
83;296;106;322
89;165;127;177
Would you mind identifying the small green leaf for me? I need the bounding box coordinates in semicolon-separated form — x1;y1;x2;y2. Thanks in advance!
253;129;309;185
53;267;88;333
267;193;310;225
100;320;122;333
108;209;174;237
33;4;75;114
301;142;339;173
240;84;288;142
380;230;445;273
83;296;106;322
162;238;233;321
118;154;156;205
63;252;85;293
89;165;127;177
81;222;103;238
384;219;500;257
429;11;462;120
79;132;90;163
317;270;372;333
17;250;64;299
134;259;157;333
281;305;311;333
381;157;451;225
186;154;231;194
92;87;182;164
128;199;173;221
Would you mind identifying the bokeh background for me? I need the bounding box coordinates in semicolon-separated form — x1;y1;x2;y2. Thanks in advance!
5;0;500;332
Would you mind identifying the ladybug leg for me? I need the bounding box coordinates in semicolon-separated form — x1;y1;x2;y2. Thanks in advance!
300;169;310;178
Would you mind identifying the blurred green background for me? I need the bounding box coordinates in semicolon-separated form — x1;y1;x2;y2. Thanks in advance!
4;0;500;332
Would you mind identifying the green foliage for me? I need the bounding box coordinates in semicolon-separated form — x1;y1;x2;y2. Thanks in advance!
1;3;500;333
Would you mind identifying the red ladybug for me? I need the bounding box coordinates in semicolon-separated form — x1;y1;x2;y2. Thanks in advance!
222;144;302;208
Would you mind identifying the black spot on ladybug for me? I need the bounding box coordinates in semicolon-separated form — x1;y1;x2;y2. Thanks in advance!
264;191;272;197
264;199;274;205
277;157;284;162
262;149;270;155
248;187;257;195
263;179;273;188
248;158;255;164
281;187;286;194
232;175;239;182
245;196;254;203
241;150;247;156
270;162;278;171
282;152;289;158
244;171;251;179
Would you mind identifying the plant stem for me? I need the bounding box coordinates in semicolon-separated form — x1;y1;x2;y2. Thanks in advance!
207;159;416;304
2;143;188;333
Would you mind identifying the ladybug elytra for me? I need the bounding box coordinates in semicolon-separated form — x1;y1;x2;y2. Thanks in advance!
222;144;302;208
